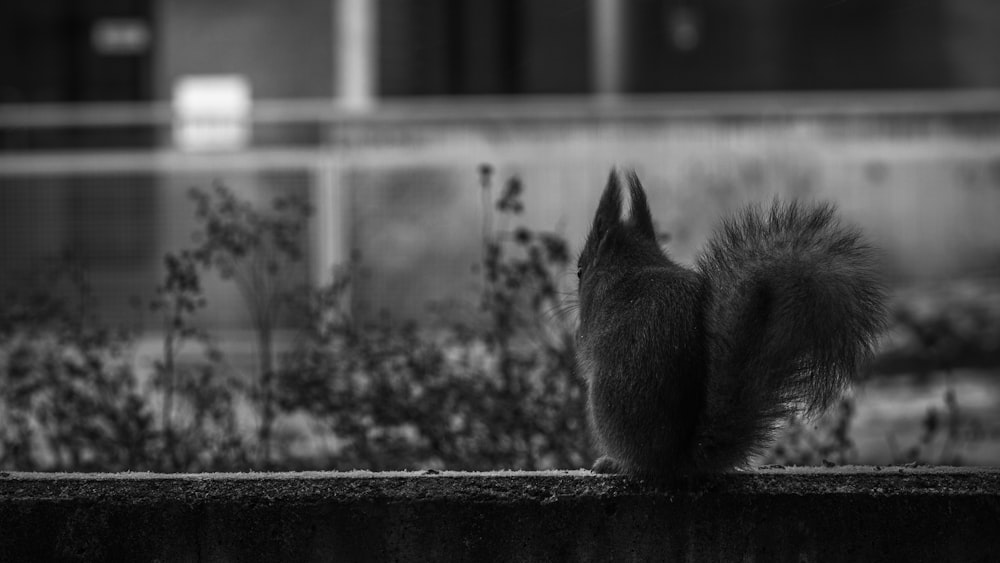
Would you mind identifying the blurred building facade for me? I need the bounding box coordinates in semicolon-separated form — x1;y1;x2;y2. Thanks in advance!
5;1;1000;108
0;0;1000;109
2;1;1000;326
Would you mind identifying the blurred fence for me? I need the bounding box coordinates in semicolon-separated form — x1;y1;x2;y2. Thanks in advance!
2;91;1000;327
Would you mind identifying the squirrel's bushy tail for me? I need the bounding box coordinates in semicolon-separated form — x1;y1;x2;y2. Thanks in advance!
693;200;887;471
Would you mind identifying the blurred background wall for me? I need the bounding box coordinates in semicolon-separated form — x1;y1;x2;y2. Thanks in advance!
2;0;1000;471
1;0;999;326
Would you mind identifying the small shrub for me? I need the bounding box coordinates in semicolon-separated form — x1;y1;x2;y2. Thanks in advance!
148;250;248;471
0;255;156;471
188;183;312;466
275;166;592;470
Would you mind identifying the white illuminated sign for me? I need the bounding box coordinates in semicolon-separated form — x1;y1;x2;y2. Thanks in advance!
172;75;251;152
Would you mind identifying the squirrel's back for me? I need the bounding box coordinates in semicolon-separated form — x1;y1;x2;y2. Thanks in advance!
577;169;887;479
579;260;708;476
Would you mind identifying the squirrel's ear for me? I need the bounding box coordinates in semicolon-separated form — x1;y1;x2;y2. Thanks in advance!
623;170;656;240
592;168;625;232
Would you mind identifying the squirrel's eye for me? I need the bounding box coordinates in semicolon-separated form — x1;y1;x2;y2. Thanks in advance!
577;267;583;279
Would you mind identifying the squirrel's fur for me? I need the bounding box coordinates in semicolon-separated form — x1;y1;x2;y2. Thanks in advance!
576;168;887;479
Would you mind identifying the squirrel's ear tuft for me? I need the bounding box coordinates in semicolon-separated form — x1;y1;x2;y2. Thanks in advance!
592;168;625;234
623;170;656;240
587;168;656;252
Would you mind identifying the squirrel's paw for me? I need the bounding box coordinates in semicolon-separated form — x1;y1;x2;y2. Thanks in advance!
592;456;622;475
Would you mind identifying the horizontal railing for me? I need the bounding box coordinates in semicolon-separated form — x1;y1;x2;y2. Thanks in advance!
3;90;1000;129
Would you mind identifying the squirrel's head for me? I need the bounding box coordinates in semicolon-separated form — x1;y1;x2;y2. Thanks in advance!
577;168;658;292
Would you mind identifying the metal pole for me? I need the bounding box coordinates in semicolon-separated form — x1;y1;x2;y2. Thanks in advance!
335;0;377;110
591;0;626;97
313;0;376;285
311;163;348;287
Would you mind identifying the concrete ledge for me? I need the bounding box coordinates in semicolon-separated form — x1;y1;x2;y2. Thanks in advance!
1;467;998;562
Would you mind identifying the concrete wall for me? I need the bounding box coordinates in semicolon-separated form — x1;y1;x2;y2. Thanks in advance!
1;468;998;561
334;95;1000;319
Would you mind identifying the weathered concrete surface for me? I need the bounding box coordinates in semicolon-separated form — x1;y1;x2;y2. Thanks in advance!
1;467;998;562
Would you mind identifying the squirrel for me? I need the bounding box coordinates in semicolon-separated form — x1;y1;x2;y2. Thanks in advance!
576;168;887;480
